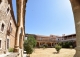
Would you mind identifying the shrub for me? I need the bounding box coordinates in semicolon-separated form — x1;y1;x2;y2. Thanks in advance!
39;45;43;48
8;48;14;52
41;44;48;49
51;46;54;48
43;44;48;48
24;35;37;57
24;42;33;57
42;45;45;49
26;45;33;54
70;45;73;49
55;44;62;53
26;35;37;48
59;42;75;48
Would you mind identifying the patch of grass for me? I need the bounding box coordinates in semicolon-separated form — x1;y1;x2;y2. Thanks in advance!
8;48;14;52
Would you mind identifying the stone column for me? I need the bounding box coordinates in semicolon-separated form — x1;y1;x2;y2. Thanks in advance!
39;42;40;47
14;0;22;52
19;34;23;49
14;0;27;53
45;42;47;44
51;43;52;47
70;0;80;57
19;28;24;49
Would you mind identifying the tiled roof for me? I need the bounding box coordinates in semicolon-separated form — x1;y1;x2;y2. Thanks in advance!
63;34;76;37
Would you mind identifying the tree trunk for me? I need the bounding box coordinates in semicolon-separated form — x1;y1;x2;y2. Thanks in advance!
27;54;30;57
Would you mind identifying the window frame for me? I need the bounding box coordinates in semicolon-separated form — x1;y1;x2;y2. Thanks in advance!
6;5;11;15
1;23;4;32
0;38;2;49
0;21;5;33
7;38;10;49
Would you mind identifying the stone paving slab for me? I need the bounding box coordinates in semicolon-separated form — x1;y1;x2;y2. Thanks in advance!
0;53;11;57
5;53;19;57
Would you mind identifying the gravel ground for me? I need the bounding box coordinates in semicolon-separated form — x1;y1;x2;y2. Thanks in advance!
30;48;76;57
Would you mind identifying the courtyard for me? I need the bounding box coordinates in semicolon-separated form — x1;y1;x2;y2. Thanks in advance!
30;48;76;57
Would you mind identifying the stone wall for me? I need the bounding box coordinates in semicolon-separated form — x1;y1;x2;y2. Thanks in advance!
0;0;16;54
7;17;16;49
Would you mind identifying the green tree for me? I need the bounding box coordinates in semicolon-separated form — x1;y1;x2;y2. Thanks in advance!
24;41;33;57
55;44;62;53
24;35;37;57
27;35;37;47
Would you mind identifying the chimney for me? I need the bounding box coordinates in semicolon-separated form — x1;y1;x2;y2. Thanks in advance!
62;34;65;36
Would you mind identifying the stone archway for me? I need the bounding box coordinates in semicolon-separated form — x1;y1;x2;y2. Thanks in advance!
14;0;80;57
70;0;80;57
14;0;27;57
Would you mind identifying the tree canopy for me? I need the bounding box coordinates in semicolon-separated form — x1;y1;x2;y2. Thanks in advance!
24;35;37;55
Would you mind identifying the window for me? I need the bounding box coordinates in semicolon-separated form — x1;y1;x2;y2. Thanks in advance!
0;40;1;48
7;39;9;49
40;38;42;40
7;23;12;35
1;23;4;31
7;7;9;13
0;39;2;49
9;23;12;33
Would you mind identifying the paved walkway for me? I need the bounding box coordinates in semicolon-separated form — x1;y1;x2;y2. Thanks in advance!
0;52;27;57
23;54;27;57
0;52;11;57
5;53;19;57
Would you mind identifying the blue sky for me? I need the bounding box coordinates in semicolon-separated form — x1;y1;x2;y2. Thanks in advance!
12;0;75;36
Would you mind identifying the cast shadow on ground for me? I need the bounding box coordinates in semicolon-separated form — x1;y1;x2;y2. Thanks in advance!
53;52;58;54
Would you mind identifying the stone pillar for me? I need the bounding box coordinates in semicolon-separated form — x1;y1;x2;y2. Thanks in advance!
51;43;52;47
14;0;22;52
14;0;27;55
70;0;80;57
45;42;47;44
19;34;23;49
39;42;40;47
19;28;24;49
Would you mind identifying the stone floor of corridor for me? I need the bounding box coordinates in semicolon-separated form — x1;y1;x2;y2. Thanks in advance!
30;48;75;57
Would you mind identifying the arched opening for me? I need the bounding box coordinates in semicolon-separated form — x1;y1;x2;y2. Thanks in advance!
7;7;10;13
7;22;12;35
1;23;4;31
12;0;80;56
26;0;76;56
9;23;12;33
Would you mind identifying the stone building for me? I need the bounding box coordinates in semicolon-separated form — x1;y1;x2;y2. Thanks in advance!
0;0;16;54
7;17;16;49
36;35;58;47
25;33;76;47
55;34;76;43
62;34;76;47
25;34;61;47
62;34;76;42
